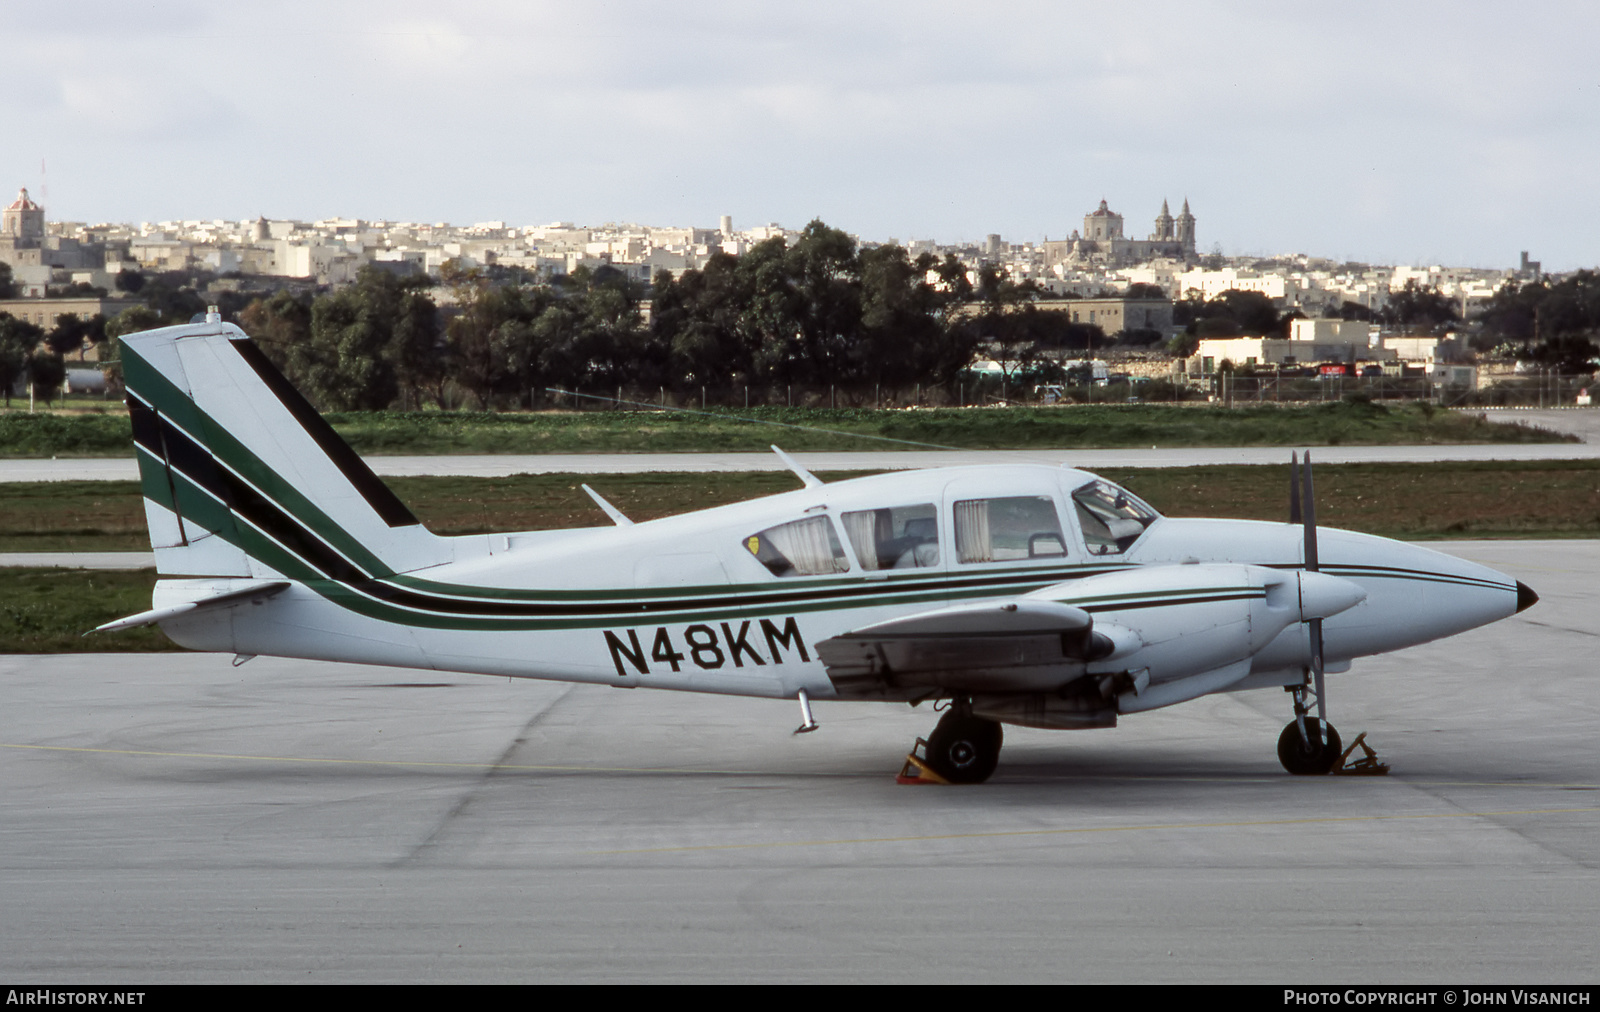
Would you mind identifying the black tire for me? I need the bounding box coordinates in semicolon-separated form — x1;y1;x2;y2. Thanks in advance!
925;711;1004;784
1277;719;1343;775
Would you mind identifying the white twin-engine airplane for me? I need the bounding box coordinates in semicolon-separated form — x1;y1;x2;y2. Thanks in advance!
101;315;1538;783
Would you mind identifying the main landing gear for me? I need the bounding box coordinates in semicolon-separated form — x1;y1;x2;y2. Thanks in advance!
901;703;1003;784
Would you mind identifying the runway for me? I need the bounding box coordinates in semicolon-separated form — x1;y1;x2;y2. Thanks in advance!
1;540;1596;983
6;438;1600;483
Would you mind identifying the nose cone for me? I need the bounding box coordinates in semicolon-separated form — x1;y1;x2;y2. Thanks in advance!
1298;570;1367;621
1517;581;1539;613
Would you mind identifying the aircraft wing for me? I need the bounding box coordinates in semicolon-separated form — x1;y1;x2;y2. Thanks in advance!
815;599;1112;697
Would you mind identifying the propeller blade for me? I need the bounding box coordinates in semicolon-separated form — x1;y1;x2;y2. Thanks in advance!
1289;451;1302;525
1302;449;1318;573
1303;451;1327;746
1310;617;1327;738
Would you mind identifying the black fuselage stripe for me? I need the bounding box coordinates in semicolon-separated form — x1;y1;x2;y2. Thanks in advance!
1081;591;1262;613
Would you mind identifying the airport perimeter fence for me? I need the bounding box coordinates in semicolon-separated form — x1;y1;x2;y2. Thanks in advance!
544;373;1598;412
1204;370;1597;409
16;369;1598;414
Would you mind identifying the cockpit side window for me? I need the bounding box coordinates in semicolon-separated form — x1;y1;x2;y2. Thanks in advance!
840;504;940;571
744;516;850;577
1072;480;1159;556
954;496;1067;564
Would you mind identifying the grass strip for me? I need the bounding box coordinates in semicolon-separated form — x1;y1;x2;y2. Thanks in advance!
0;400;1574;458
0;567;170;652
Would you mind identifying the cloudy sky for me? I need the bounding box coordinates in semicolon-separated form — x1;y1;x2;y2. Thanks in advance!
6;1;1597;270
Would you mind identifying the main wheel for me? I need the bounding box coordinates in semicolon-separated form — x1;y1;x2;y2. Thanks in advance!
1277;719;1343;775
925;710;1003;784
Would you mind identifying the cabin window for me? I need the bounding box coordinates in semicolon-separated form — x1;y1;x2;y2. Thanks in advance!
744;516;850;577
840;504;940;571
953;496;1067;564
1072;480;1159;556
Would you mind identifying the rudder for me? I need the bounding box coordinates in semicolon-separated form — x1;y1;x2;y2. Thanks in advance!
121;317;449;581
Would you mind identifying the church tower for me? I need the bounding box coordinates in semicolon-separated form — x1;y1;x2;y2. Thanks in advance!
1083;199;1124;241
1153;199;1174;241
1176;198;1196;253
3;188;44;244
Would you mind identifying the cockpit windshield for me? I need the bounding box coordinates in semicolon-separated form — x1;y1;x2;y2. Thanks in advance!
1072;480;1159;556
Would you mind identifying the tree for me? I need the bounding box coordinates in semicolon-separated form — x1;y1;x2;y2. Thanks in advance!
1528;333;1600;374
28;348;66;405
779;221;862;387
98;305;165;386
738;236;808;386
0;313;43;406
237;290;314;376
443;271;550;408
542;266;651;394
0;262;15;299
296;267;439;411
137;271;209;325
440;259;503;408
653;254;757;390
1180;289;1284;338
46;281;107;299
856;245;954;389
1113;327;1164;347
1213;290;1283;336
1382;279;1458;332
388;280;446;409
1476;272;1600;372
969;264;1046;399
45;313;105;360
104;305;164;341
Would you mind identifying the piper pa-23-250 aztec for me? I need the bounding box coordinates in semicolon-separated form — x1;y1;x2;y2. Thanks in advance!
98;314;1539;783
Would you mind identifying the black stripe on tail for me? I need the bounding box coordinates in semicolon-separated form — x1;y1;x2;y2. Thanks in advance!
228;337;420;529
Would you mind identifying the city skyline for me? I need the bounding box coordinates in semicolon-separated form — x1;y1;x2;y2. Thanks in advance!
7;2;1597;272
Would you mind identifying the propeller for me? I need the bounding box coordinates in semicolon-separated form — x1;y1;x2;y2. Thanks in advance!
1291;451;1327;747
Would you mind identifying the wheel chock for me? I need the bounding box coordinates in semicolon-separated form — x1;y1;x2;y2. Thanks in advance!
1332;731;1390;775
896;738;951;785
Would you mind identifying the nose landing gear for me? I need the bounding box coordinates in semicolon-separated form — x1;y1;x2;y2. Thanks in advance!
1278;675;1389;775
1278;716;1343;775
1280;677;1341;775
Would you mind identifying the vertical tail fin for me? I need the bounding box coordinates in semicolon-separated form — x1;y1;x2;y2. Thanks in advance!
121;318;449;580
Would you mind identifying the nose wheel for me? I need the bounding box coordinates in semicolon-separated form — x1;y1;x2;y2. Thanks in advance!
1277;717;1342;775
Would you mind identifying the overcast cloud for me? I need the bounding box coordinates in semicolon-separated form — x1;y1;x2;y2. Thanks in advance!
5;1;1596;269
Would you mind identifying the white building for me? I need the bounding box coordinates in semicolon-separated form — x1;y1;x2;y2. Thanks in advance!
1288;318;1369;346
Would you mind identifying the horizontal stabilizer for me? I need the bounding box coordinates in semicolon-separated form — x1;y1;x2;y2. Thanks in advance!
91;580;289;634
